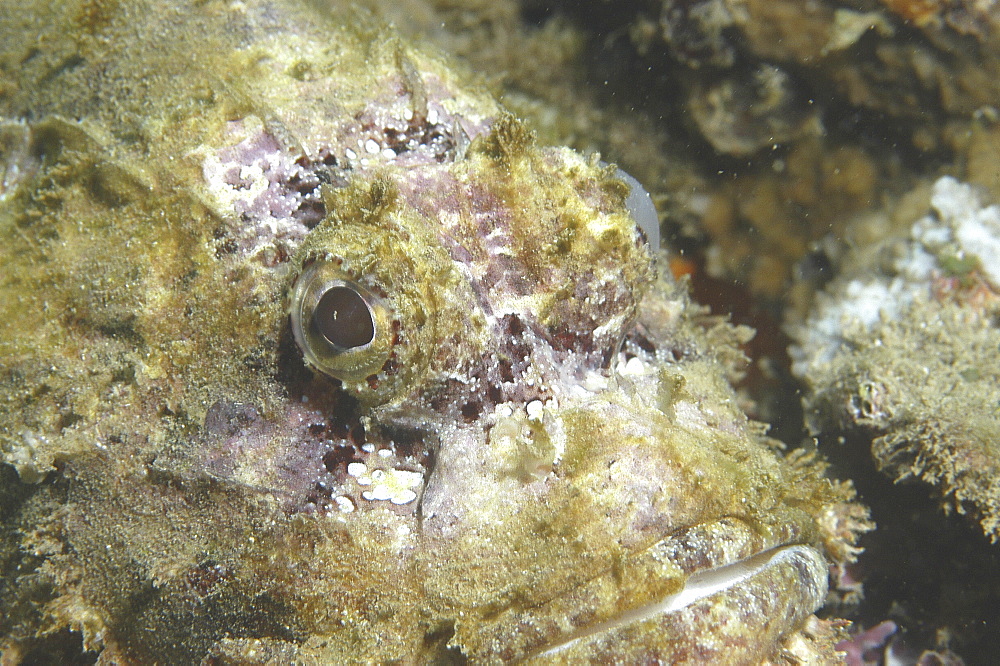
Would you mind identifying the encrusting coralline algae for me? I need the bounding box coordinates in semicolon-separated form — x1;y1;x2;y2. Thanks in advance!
0;0;870;663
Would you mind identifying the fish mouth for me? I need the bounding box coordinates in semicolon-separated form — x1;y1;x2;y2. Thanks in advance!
530;543;827;661
454;518;829;663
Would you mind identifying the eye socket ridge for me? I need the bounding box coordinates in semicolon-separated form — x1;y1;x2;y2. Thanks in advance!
287;216;444;405
311;281;377;352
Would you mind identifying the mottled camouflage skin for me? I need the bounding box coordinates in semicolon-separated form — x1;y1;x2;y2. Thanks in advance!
0;1;863;663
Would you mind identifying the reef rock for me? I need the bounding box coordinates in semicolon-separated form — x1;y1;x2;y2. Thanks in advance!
791;176;1000;542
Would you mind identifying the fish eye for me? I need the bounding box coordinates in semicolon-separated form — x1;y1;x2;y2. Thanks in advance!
601;162;660;250
287;177;468;406
312;282;376;351
289;259;395;394
616;167;660;250
287;216;442;406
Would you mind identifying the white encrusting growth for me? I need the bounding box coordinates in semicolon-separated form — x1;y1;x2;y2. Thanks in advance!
792;176;1000;377
334;495;355;513
526;399;544;420
933;176;1000;287
359;468;423;505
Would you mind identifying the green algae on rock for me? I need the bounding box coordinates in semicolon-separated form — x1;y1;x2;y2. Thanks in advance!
790;176;1000;542
1;0;867;662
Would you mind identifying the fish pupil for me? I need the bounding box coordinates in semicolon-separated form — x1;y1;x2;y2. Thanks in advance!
313;285;375;350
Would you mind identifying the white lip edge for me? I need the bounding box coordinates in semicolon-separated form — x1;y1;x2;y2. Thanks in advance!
534;543;824;658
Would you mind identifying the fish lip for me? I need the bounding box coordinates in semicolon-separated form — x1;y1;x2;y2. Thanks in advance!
530;542;828;659
460;518;830;662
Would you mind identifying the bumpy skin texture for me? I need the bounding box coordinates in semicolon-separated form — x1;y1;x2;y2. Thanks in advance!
0;1;864;663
